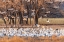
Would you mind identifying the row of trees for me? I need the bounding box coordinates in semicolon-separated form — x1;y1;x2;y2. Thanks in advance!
0;0;64;26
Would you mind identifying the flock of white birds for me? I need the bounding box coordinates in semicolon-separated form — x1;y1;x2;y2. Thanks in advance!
0;28;63;37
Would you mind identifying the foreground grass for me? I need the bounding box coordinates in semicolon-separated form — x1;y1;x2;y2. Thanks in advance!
0;36;64;42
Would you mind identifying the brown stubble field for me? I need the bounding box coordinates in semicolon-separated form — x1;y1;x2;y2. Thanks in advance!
0;36;64;42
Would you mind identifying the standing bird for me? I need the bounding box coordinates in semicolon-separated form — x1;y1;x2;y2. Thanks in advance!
46;19;50;23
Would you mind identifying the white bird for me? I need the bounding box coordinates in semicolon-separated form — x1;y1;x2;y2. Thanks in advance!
46;19;50;23
8;8;14;10
36;24;40;27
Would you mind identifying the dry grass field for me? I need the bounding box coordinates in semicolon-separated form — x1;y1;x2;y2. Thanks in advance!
28;18;64;25
0;18;64;25
38;18;64;25
0;36;64;42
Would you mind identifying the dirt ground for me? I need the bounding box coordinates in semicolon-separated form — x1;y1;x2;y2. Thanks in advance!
0;24;64;29
41;25;64;29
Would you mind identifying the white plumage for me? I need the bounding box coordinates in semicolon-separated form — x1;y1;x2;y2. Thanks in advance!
0;28;63;37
